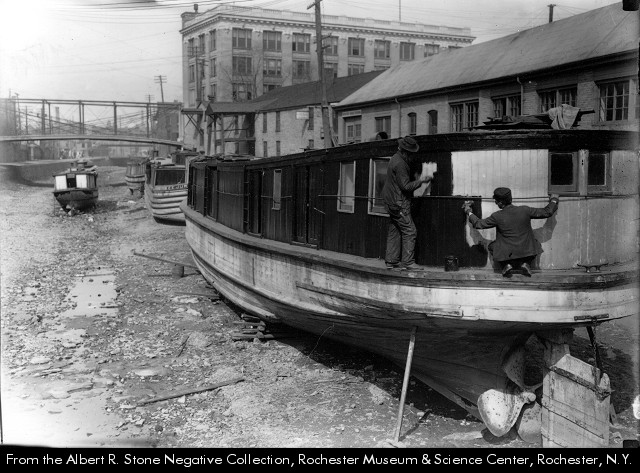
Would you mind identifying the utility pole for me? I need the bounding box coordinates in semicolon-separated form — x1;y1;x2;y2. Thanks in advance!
308;0;333;148
155;75;166;102
548;4;555;23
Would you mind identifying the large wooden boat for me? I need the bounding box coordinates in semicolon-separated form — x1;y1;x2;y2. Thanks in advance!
182;128;638;445
52;159;98;213
144;150;197;223
125;158;148;196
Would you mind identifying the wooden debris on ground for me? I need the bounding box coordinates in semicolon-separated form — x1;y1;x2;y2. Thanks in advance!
137;377;244;406
230;313;294;341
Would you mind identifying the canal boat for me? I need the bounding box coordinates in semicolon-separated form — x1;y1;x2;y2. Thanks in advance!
52;159;99;213
144;149;198;223
125;157;148;196
182;127;639;446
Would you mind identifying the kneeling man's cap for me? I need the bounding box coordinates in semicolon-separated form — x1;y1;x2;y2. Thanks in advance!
493;187;512;200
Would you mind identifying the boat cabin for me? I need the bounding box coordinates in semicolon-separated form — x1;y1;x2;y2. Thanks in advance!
187;129;638;272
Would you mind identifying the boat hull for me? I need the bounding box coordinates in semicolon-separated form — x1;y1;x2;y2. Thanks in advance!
53;189;98;210
183;206;638;423
144;184;187;222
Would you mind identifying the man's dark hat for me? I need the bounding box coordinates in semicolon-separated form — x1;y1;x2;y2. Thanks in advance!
493;187;512;200
397;136;419;153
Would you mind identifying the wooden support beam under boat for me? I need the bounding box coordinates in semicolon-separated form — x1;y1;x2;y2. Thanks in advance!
393;326;418;444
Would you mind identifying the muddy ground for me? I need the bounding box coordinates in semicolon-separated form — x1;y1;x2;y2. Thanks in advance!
0;164;638;449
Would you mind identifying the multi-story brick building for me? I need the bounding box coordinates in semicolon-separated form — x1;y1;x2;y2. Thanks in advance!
178;3;474;151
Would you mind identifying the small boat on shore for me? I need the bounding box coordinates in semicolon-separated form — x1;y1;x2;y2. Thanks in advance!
52;159;98;213
125;158;148;196
144;150;198;223
182;126;638;446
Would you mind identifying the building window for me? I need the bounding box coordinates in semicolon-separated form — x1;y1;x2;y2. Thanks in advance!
188;64;195;83
374;40;390;59
408;112;417;135
450;101;478;131
276;141;281;156
232;28;252;49
348;63;365;76
323;62;338;79
233;116;239;135
188;89;195;106
210;84;216;102
232;83;252;102
348;38;364;56
263;141;268;157
323;36;338;55
375;116;391;136
209;30;216;51
187;38;195;57
369;158;389;215
263;113;267;133
427;110;438;135
400;42;415;60
345;118;362;143
337;161;356;213
234;142;240;154
263;31;282;51
374;64;390;71
272;169;282;210
263;58;282;77
539;87;576;113
210;57;216;77
263;84;280;93
232;56;252;76
292;33;311;53
198;34;205;54
308;139;314;149
599;80;630;122
293;60;311;79
493;94;521;118
424;43;439;57
275;111;281;132
308;107;314;130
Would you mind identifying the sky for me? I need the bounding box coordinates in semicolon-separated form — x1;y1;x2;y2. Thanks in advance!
0;0;623;105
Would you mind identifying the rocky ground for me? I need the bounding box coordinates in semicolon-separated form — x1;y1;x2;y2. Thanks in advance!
0;164;638;450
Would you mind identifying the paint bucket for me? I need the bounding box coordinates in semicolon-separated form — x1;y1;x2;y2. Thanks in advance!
172;264;185;278
444;255;459;272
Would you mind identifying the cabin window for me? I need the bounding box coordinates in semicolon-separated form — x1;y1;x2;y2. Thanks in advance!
408;112;417;135
587;152;611;194
548;150;611;195
375;116;391;137
272;169;282;210
337;161;356;213
548;152;578;193
598;80;629;122
368;158;389;216
427;110;438;135
76;174;88;188
308;140;314;149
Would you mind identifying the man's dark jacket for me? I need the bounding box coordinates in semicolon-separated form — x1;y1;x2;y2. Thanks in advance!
468;201;558;262
381;151;423;213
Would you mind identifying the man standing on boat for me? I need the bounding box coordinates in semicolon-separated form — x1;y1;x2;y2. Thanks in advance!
381;136;434;271
463;188;559;277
